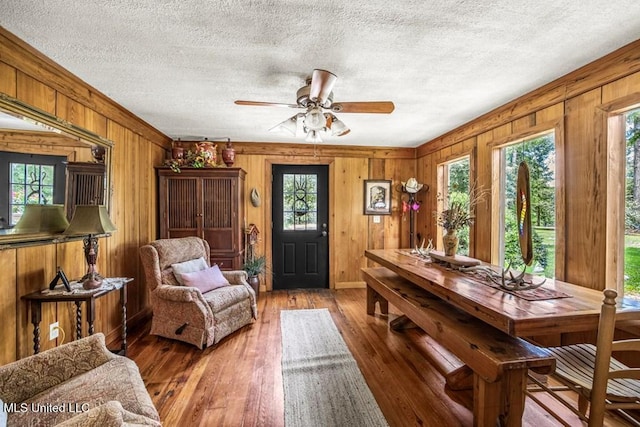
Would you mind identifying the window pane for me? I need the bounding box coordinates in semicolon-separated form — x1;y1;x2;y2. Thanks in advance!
447;158;471;255
500;134;555;278
11;163;25;183
41;165;55;185
624;107;640;298
281;172;318;231
7;161;58;225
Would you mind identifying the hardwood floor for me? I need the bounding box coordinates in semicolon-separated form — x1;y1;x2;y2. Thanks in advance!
127;288;633;426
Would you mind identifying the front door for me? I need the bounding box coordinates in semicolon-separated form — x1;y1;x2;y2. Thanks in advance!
272;164;329;289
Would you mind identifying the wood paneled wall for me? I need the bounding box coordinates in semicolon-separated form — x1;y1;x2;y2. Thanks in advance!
0;29;415;364
0;28;170;364
2;26;637;365
417;38;640;297
177;141;416;291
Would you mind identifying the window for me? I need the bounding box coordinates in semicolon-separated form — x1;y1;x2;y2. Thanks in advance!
496;133;556;278
282;173;318;231
437;156;471;255
0;151;66;228
624;107;640;298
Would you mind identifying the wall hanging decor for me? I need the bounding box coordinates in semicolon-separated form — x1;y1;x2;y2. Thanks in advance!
363;180;392;215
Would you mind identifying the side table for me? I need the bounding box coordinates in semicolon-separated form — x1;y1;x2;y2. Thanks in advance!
22;277;133;355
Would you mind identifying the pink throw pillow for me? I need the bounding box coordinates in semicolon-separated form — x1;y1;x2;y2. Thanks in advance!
180;264;230;293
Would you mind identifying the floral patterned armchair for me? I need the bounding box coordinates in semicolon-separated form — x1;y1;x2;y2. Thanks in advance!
139;237;257;349
0;333;160;426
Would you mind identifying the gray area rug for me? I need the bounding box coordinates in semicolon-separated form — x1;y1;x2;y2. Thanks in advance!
280;308;389;427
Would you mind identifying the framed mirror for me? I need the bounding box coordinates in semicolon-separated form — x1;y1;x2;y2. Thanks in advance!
0;93;113;246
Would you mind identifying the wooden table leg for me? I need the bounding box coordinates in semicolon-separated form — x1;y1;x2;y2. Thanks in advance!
30;301;42;354
75;301;83;339
120;285;127;355
87;298;95;335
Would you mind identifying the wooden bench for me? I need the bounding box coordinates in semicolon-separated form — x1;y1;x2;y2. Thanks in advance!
362;266;555;427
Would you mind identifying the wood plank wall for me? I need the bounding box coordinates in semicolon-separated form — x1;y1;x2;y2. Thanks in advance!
2;26;638;364
0;28;170;364
0;28;416;364
175;141;416;291
416;38;640;300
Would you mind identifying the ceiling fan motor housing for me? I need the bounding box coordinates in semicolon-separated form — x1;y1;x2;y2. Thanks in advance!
296;84;333;109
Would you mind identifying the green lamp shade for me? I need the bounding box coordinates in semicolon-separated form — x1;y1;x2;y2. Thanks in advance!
64;205;117;235
13;204;69;233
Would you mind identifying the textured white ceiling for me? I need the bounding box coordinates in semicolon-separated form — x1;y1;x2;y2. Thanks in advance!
2;1;640;147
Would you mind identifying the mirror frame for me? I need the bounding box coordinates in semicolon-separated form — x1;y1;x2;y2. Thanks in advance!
0;92;114;248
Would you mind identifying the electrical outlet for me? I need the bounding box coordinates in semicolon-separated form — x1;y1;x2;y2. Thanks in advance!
49;322;59;340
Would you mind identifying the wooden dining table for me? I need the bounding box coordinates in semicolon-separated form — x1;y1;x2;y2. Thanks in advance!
365;249;640;338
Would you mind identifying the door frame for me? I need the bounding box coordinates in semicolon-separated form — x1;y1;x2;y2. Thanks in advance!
263;157;335;291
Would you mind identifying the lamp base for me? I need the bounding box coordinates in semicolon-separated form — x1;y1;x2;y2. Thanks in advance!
81;269;104;290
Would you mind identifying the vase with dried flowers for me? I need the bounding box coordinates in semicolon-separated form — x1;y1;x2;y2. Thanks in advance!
434;184;488;256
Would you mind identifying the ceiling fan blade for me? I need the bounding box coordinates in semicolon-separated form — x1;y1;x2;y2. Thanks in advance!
235;100;300;109
309;69;337;105
330;101;395;114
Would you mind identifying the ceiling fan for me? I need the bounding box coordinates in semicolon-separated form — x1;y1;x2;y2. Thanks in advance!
235;69;394;143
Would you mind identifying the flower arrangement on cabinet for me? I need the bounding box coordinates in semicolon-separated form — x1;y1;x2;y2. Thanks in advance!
165;141;219;173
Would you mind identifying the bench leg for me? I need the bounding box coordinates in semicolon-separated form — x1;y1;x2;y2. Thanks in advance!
389;314;418;330
473;369;527;427
446;364;473;391
366;285;388;315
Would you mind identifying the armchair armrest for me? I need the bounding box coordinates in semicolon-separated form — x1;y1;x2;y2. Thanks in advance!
154;284;201;302
0;333;115;404
222;270;258;319
222;270;249;285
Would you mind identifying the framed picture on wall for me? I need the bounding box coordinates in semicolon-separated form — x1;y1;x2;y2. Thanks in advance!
363;180;392;215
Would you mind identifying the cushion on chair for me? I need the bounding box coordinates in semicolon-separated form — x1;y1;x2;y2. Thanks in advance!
171;257;208;285
203;284;251;313
181;264;230;293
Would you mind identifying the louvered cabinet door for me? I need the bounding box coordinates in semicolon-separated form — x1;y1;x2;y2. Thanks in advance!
158;173;199;239
157;168;246;269
65;162;106;220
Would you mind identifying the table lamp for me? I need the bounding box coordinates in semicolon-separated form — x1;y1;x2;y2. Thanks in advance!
64;205;117;289
13;204;69;233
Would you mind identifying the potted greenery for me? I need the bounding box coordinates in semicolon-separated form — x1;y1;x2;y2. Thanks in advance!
242;255;266;295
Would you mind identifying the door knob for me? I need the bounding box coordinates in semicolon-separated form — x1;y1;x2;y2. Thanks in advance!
321;231;328;237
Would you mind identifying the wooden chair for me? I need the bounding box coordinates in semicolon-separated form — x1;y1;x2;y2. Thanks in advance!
526;289;640;426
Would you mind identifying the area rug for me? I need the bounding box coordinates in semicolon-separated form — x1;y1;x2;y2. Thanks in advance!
280;308;389;427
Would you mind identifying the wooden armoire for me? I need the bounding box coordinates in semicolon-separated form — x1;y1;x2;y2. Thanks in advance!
157;167;246;270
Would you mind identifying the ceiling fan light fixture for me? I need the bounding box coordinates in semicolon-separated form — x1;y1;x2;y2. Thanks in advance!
303;106;326;131
269;114;299;135
305;130;322;143
329;114;350;136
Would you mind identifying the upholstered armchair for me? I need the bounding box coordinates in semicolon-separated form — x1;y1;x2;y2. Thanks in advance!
0;333;160;426
139;237;257;349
